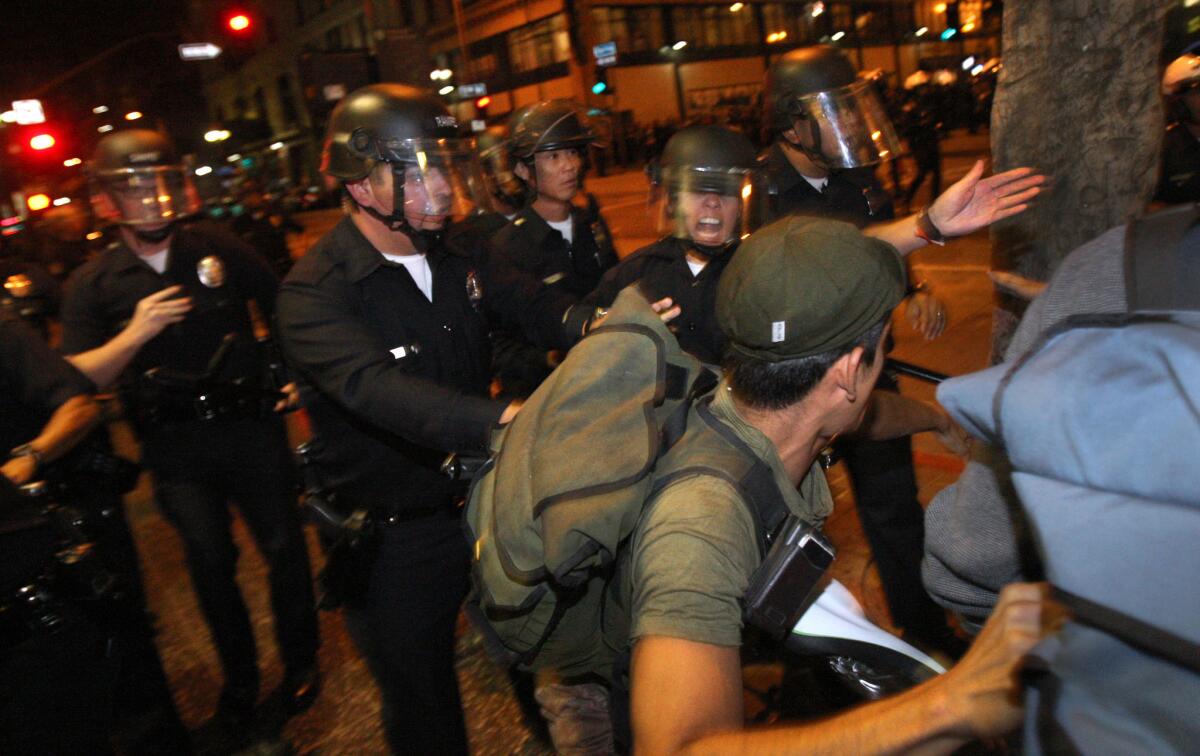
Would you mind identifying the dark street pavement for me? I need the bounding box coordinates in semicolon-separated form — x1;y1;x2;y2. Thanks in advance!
120;130;1000;754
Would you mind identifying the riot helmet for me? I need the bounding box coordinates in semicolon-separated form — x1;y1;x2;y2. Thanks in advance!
1163;53;1200;96
765;46;902;169
475;125;527;211
89;129;201;243
508;100;598;161
321;83;492;249
1163;54;1200;125
648;125;766;257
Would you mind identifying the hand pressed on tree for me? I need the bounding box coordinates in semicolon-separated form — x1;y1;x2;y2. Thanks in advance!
927;160;1045;238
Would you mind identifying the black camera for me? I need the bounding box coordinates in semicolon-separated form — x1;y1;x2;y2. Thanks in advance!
743;516;835;640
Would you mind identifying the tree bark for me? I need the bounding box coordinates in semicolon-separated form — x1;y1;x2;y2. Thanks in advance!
988;0;1172;360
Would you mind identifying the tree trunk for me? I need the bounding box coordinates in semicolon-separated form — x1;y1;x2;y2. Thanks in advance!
988;0;1172;360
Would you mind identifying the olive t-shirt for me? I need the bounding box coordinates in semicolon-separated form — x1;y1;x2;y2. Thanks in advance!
599;383;834;667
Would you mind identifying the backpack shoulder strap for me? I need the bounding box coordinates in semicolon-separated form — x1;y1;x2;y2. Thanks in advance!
1124;203;1200;313
649;395;792;557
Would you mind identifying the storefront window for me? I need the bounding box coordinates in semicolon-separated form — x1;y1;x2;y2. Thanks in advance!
670;5;760;48
507;14;571;74
592;6;665;53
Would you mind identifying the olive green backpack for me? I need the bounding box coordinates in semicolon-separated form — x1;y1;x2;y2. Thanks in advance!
464;285;788;673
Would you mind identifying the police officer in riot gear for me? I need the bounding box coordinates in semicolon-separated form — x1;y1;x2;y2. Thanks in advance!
1156;53;1200;204
763;45;901;225
762;46;1046;657
60;129;320;742
491;99;619;395
583;124;761;363
276;84;583;754
444;124;526;251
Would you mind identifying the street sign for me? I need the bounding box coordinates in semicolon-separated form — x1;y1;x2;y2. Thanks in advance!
178;43;223;61
458;82;487;98
11;100;45;125
593;41;617;67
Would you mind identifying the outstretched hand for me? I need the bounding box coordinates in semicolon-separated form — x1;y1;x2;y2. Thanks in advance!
127;286;193;347
928;160;1045;238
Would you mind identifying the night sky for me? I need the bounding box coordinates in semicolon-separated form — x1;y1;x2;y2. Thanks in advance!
0;0;211;152
0;0;191;102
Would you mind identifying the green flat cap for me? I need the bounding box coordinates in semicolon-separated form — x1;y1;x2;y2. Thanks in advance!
717;216;905;361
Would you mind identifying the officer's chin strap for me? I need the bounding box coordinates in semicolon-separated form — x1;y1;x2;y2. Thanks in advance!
130;222;177;244
350;163;444;253
790;113;831;173
689;237;738;259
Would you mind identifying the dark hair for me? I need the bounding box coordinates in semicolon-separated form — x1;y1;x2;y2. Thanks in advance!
724;316;888;411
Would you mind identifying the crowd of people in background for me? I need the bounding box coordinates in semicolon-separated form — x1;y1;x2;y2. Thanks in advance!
1;40;1196;756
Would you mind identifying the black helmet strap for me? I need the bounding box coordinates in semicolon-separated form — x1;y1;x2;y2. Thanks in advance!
348;162;444;253
784;109;830;171
132;223;177;244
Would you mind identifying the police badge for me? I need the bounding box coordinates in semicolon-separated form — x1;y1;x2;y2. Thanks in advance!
197;255;226;288
465;270;483;311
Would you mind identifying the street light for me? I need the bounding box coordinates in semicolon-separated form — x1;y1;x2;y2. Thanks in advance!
672;40;687;50
195;165;213;176
204;129;231;142
831;31;846;41
439;85;455;95
93;105;109;114
728;3;744;12
270;141;284;150
63;158;82;167
98;124;114;133
125;111;143;121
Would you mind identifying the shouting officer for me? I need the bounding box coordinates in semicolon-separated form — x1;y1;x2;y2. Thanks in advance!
490;100;619;395
276;84;584;754
59;129;320;741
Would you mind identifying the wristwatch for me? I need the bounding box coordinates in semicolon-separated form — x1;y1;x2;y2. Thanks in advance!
9;443;43;472
915;207;946;246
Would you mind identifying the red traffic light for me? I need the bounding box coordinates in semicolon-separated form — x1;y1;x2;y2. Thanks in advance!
28;133;56;151
227;13;251;32
475;96;491;109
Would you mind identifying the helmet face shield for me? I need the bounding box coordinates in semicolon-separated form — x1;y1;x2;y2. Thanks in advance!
478;140;527;209
651;166;767;248
786;79;902;168
91;165;202;226
376;138;493;229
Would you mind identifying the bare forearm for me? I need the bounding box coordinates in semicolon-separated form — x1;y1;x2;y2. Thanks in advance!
864;215;923;255
680;677;967;756
66;329;143;389
21;395;102;465
854;390;947;441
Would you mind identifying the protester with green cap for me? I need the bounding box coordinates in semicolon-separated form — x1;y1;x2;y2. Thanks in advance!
586;216;1052;753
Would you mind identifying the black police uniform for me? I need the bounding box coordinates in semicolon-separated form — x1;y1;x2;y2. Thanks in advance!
490;203;618;395
59;223;319;711
1155;121;1200;204
765;143;895;227
277;216;579;755
584;236;735;366
765;147;954;650
0;319;186;753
